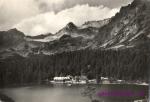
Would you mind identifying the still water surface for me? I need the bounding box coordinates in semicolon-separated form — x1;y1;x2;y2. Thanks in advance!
1;85;90;102
0;84;148;102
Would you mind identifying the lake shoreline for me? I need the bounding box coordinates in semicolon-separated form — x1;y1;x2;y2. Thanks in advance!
0;93;14;102
0;82;149;89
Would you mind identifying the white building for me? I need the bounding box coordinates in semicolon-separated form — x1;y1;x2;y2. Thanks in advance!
101;77;110;84
50;75;88;84
51;76;72;84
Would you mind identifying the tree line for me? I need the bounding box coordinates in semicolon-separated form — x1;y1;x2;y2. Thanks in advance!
0;48;149;87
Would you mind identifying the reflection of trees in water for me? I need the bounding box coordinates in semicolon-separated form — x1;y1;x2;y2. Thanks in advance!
81;85;99;102
81;85;148;102
0;93;14;102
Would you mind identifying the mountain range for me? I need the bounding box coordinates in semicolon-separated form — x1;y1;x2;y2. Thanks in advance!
0;0;149;87
0;0;150;58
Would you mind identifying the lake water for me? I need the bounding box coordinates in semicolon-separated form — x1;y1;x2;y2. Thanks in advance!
0;84;148;102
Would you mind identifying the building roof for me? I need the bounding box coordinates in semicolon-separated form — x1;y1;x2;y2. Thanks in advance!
54;77;71;80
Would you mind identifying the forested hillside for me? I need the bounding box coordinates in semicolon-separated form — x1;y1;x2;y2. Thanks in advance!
0;0;150;87
0;48;149;87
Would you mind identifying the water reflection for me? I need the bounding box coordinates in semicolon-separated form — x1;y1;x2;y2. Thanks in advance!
0;84;148;102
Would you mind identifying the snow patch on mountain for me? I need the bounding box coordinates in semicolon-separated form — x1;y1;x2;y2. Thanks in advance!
81;19;110;29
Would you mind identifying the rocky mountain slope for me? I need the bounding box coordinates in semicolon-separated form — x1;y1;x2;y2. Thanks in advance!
42;0;150;53
0;19;109;56
0;0;149;86
0;29;25;49
0;29;45;58
0;0;150;57
94;0;150;49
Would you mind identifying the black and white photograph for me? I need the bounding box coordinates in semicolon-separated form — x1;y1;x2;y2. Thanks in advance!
0;0;149;102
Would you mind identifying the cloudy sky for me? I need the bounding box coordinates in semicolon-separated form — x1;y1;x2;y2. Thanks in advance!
0;0;133;36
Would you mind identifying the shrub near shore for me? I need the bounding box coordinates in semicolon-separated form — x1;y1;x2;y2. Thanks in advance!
0;93;14;102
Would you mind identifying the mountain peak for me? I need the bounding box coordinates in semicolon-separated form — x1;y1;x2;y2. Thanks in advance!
8;28;19;32
131;0;149;7
65;22;77;30
7;28;25;37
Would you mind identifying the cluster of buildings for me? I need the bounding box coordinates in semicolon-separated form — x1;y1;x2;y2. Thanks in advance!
50;75;88;85
50;75;148;85
50;75;127;85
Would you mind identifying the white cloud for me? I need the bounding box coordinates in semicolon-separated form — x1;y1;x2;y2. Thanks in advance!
38;0;65;6
0;0;40;30
0;0;132;31
14;4;120;36
37;0;66;12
